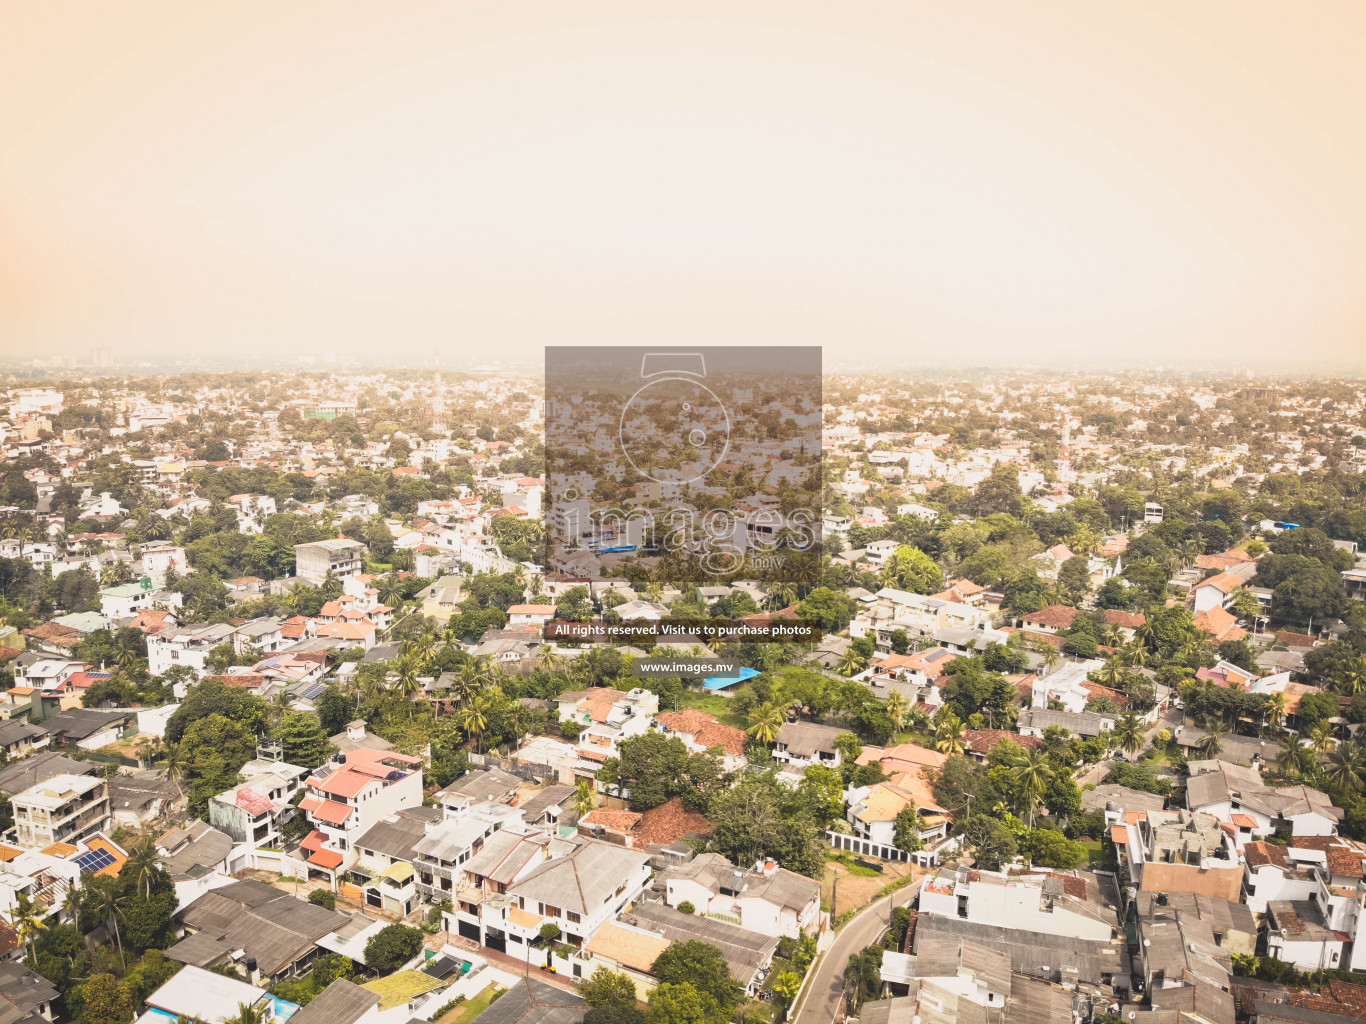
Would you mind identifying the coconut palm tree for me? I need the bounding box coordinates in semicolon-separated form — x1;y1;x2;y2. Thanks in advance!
1198;719;1227;759
884;690;908;730
459;695;493;754
1324;744;1366;794
1113;711;1145;756
88;883;126;967
266;690;293;731
389;654;424;715
112;630;145;673
1339;656;1366;697
1039;645;1061;676
1013;748;1056;827
535;645;563;674
1101;623;1125;648
835;648;864;677
746;702;788;745
6;893;47;963
224;1001;272;1024
1280;743;1317;778
569;778;596;820
1097;658;1126;688
933;710;966;755
1307;719;1339;757
768;582;798;610
1264;691;1290;733
160;742;190;802
125;838;161;900
1121;641;1148;668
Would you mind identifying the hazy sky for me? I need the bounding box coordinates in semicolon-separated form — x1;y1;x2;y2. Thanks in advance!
4;1;1366;368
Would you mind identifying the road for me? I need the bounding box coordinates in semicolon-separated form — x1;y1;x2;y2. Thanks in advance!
794;889;916;1024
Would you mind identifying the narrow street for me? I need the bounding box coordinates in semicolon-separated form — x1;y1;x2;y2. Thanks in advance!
793;889;916;1024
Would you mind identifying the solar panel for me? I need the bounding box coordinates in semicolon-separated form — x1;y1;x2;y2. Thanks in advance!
75;849;116;874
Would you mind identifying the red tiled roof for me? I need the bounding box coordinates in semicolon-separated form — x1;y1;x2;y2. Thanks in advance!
236;789;273;816
1276;631;1316;648
312;800;353;825
1021;605;1079;629
307;848;344;869
580;808;642;832
634;797;714;846
1103;610;1146;629
656;709;718;735
0;920;19;959
1110;824;1129;845
1243;841;1288;869
963;729;1042;755
1327;844;1366;880
1230;813;1258;828
693;722;746;757
1199;572;1245;594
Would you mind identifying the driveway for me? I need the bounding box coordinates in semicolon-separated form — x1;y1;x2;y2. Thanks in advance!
794;889;916;1024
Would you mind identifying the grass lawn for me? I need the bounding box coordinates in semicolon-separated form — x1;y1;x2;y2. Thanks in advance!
1078;839;1116;871
437;984;503;1024
678;688;751;728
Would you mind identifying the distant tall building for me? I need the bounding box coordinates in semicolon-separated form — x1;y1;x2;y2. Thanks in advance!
90;346;114;368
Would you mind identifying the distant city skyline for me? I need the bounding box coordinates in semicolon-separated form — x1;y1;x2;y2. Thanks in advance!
4;2;1366;370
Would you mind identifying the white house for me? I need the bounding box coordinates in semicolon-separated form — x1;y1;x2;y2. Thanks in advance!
917;866;1117;942
659;852;825;938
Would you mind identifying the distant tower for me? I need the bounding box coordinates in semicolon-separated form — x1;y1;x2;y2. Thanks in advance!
430;346;447;434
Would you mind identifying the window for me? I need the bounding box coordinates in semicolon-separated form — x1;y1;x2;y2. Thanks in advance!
567;911;581;924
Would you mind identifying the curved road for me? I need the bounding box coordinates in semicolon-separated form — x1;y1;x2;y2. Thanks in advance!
794;889;917;1024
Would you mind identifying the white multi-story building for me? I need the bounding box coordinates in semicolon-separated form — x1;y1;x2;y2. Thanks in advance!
10;774;111;849
146;622;239;677
298;748;424;888
446;833;652;967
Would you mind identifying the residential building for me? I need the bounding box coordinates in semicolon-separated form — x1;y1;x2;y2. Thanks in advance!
656;852;823;938
294;538;364;584
142;965;286;1024
772;721;846;768
146;622;239;678
10;774;111;848
448;835;652;967
298;748;425;886
652;710;747;771
836;773;951;865
207;760;309;848
412;798;525;905
1111;809;1243;901
166;879;351;982
917;866;1120;942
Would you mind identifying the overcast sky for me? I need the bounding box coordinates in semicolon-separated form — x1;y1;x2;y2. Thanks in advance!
3;1;1365;369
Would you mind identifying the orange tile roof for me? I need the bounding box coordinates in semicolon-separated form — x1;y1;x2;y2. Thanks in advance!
1110;824;1130;845
0;845;22;862
656;709;718;734
1200;572;1245;594
41;842;78;857
634;797;714;845
308;848;344;869
313;800;353;825
580;808;642;832
315;769;374;798
1230;814;1258;828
